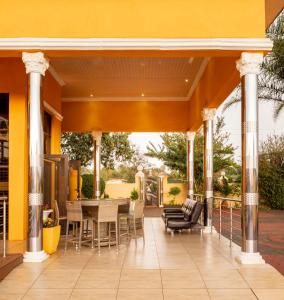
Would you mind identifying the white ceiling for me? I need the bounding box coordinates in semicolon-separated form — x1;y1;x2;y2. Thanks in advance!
50;56;208;101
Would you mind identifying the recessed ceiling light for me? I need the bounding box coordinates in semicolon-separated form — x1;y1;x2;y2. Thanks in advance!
141;93;145;97
90;94;94;97
185;78;189;83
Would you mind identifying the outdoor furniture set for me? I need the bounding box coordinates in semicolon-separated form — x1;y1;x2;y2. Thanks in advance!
62;198;144;252
162;198;204;232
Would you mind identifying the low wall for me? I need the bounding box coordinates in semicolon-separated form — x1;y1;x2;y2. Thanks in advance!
105;182;135;199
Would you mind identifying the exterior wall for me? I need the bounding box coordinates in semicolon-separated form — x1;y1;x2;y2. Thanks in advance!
105;183;135;199
0;59;62;240
163;183;187;205
0;59;28;241
0;1;265;38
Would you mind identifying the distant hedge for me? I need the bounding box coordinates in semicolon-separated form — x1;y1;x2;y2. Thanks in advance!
81;174;106;199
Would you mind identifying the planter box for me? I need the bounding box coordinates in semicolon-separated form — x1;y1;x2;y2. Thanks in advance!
43;225;61;255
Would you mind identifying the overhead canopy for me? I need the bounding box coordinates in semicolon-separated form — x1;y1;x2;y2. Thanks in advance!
0;0;281;132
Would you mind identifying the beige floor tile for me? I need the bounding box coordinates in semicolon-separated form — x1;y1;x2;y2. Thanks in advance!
120;269;161;281
23;288;72;300
117;288;163;300
32;279;77;289
70;289;117;300
119;279;162;289
79;269;120;280
0;295;23;300
162;279;205;289
76;279;120;289
163;288;210;300
253;289;284;300
161;269;201;281
38;269;81;281
208;289;257;300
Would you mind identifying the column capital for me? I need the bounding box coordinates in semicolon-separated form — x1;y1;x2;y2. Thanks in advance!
22;52;49;75
92;131;102;144
186;131;196;141
236;52;263;77
202;108;216;121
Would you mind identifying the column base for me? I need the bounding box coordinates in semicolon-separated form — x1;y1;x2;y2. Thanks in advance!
236;252;265;265
203;226;216;233
23;250;49;263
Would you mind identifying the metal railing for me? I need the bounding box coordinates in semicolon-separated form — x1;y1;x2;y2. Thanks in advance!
213;196;242;247
0;196;7;257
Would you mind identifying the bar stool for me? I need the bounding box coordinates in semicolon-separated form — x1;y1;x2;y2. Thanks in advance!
65;201;94;251
128;200;145;244
92;201;119;253
118;202;130;244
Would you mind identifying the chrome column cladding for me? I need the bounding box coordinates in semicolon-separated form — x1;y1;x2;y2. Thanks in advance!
22;52;49;262
202;108;216;229
92;132;102;199
186;132;196;199
236;53;265;264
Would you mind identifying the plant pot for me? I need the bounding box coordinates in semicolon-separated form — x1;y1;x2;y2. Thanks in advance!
43;225;61;255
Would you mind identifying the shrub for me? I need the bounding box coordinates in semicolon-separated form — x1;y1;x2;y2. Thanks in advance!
130;189;139;201
168;186;181;197
81;174;106;199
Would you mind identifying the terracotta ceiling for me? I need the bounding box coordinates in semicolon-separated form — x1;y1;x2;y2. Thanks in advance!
50;56;207;101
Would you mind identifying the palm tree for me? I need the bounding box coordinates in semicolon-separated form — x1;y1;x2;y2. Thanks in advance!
224;11;284;119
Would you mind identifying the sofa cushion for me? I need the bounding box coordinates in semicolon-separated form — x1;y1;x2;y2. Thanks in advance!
167;220;191;229
184;199;197;221
189;202;203;224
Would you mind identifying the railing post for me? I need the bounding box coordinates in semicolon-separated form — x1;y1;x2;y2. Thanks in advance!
230;203;233;248
219;200;222;240
3;198;6;258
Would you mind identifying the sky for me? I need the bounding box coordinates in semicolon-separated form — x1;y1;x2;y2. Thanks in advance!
129;96;284;168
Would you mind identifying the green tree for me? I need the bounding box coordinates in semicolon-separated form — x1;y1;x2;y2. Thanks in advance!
259;134;284;209
224;11;284;119
146;117;238;192
61;132;135;168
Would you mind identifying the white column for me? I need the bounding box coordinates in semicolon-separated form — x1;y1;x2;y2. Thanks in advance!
22;52;49;262
236;52;265;264
202;108;216;232
186;131;196;199
92;131;102;199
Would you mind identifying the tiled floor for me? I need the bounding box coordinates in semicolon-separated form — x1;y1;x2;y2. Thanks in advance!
1;218;284;299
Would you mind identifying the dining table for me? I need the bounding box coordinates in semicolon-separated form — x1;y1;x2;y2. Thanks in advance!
78;197;130;246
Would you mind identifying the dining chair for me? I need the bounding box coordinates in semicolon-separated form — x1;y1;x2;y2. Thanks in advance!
65;201;93;251
93;201;119;253
54;200;67;226
118;202;130;244
128;200;145;244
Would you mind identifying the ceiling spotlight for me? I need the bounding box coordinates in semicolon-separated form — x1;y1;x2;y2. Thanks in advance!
185;78;189;83
141;93;145;97
90;94;94;97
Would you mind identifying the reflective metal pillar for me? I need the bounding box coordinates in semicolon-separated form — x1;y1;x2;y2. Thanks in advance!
186;132;195;199
202;108;216;229
22;52;49;262
92;132;102;199
236;52;265;264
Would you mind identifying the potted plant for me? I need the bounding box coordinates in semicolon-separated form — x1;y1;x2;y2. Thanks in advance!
43;217;61;255
130;188;139;201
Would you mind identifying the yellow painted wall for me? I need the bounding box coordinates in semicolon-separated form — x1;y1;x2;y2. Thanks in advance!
0;58;62;241
0;58;28;240
163;183;188;205
105;183;134;199
62;101;190;132
0;1;265;38
51;117;61;154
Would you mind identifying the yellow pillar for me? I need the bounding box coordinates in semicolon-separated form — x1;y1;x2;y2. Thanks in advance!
9;92;28;240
